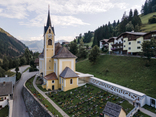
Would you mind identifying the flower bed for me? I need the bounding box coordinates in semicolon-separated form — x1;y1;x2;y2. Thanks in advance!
47;84;134;117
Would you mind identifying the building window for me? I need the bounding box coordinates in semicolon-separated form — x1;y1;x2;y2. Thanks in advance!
49;60;51;62
59;77;61;84
137;41;141;44
137;46;141;49
123;40;125;43
52;80;54;83
62;78;63;84
129;42;131;45
124;45;126;48
48;39;52;45
49;29;51;33
70;79;73;84
54;63;56;73
129;47;131;50
49;67;51;69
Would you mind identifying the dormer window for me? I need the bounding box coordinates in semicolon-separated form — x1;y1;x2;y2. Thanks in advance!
49;29;51;33
48;39;52;45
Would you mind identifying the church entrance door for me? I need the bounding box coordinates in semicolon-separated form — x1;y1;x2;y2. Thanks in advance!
52;85;54;90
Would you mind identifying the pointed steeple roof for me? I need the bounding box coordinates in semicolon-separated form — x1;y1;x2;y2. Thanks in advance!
44;5;55;35
46;5;51;27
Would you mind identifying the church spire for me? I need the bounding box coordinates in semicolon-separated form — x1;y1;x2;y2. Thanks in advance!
46;5;51;27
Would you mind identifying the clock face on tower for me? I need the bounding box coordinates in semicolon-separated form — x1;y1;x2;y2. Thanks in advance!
48;34;52;39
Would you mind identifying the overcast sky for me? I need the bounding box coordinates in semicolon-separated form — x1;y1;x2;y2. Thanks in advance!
0;0;145;42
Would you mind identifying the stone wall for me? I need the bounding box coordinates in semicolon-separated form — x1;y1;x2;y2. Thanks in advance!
22;85;53;117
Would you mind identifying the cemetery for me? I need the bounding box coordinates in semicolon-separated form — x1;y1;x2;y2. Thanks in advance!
46;84;134;117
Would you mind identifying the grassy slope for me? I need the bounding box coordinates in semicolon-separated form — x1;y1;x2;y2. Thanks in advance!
76;55;156;98
140;12;156;32
0;106;9;117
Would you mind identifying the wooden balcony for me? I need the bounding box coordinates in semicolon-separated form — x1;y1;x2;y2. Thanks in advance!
112;43;123;47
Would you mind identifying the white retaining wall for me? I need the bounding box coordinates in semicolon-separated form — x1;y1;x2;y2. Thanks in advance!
76;71;156;108
0;99;8;107
89;77;146;107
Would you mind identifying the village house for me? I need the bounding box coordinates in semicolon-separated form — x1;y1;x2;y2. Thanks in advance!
100;39;109;50
0;82;13;108
102;101;126;117
39;8;78;92
107;31;156;55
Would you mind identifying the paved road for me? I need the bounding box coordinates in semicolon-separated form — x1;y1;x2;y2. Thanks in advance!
11;65;30;73
12;70;38;117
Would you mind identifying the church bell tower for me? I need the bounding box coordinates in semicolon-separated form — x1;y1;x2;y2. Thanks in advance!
44;6;55;76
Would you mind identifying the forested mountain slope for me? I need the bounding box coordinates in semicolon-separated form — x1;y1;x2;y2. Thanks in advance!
0;28;27;58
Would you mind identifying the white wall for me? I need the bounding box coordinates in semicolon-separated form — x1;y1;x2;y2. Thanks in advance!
146;96;156;108
0;96;9;107
89;77;145;107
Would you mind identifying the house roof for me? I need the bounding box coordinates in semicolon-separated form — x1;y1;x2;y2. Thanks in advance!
0;82;13;96
108;37;117;42
143;30;156;36
39;49;44;58
116;32;146;40
103;101;122;117
52;47;77;59
101;39;109;42
44;72;58;80
60;67;78;78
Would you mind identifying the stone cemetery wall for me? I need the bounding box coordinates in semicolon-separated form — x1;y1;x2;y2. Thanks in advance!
22;85;53;117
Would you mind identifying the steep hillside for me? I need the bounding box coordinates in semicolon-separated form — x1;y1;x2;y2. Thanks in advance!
76;55;156;98
0;27;27;58
140;12;156;32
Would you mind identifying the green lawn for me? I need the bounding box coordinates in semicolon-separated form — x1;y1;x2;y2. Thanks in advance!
5;70;15;77
47;84;134;117
26;77;63;117
76;55;156;98
0;106;9;117
140;12;156;32
143;105;156;114
22;67;30;73
133;111;150;117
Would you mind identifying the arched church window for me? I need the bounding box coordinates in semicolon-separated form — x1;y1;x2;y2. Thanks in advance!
70;79;73;84
49;29;51;33
48;39;52;45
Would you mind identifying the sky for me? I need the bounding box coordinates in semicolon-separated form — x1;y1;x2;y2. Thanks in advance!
0;0;145;42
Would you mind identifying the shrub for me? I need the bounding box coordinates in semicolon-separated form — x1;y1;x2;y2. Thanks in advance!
148;15;156;24
29;67;39;72
16;72;21;81
29;67;34;72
